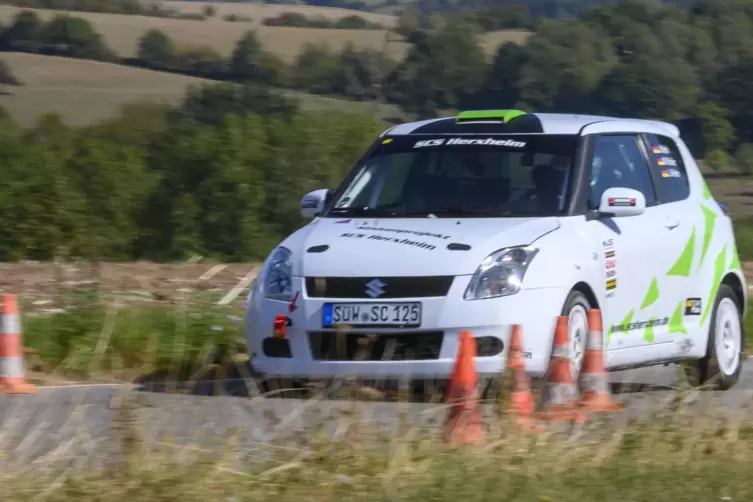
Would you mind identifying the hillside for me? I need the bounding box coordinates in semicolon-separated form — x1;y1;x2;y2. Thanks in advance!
0;6;531;62
0;52;405;126
158;0;398;26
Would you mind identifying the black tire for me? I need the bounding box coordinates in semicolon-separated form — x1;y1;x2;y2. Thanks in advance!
683;284;743;390
559;289;592;381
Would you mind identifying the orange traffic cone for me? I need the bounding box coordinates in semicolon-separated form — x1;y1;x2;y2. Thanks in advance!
444;331;485;445
505;325;543;432
577;309;625;412
0;294;35;394
535;316;586;423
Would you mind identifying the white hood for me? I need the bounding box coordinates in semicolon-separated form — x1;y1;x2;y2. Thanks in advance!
283;217;560;277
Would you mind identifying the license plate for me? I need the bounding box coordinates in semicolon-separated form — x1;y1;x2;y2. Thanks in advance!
322;302;422;328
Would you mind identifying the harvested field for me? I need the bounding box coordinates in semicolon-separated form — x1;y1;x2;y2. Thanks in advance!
0;53;405;126
0;6;530;62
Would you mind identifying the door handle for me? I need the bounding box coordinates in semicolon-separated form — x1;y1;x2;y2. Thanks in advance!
664;219;680;230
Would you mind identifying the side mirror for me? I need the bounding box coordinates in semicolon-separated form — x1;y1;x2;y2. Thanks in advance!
597;187;646;218
300;189;329;219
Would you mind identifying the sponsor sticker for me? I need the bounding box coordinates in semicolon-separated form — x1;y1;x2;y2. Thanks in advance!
608;196;636;207
340;232;436;250
605;250;615;258
657;156;677;167
684;298;702;316
301;198;319;209
660;168;682;178
606;259;616;269
651;145;671;155
603;238;614;249
606;269;616;278
611;316;669;333
413;137;527;148
606;278;617;290
356;225;451;240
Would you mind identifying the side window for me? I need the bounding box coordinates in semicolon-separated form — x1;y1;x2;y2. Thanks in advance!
642;133;690;204
589;135;657;209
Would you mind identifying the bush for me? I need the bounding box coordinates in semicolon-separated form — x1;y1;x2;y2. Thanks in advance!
735;143;753;176
0;58;21;85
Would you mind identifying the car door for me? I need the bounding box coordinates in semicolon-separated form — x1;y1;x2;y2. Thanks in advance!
584;133;678;355
641;133;704;353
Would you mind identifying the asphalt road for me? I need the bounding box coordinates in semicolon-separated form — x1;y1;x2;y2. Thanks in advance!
2;362;753;469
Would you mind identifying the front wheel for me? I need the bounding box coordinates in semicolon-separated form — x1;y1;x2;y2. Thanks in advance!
684;284;743;390
559;290;591;382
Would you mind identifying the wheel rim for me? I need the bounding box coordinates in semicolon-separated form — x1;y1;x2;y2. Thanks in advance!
567;304;589;380
714;297;742;376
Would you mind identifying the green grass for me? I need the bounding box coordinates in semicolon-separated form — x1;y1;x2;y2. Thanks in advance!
18;282;753;383
20;291;245;380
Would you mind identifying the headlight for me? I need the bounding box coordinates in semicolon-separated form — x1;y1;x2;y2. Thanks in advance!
262;247;293;301
464;246;539;300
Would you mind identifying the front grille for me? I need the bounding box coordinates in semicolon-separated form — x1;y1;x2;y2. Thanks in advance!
304;276;454;299
308;331;444;361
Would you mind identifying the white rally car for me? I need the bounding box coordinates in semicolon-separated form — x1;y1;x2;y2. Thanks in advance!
245;110;747;389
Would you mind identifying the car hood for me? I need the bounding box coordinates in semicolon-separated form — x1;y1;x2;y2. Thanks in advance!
282;217;560;277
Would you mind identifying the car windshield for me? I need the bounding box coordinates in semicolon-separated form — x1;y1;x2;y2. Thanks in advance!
325;134;578;218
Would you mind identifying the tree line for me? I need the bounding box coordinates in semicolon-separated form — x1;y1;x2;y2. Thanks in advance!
4;0;753;166
0;83;383;262
0;0;387;26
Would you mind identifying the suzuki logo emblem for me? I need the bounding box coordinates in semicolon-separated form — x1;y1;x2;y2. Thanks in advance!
365;279;386;298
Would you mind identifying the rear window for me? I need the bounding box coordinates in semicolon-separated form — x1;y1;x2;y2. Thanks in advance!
643;133;690;204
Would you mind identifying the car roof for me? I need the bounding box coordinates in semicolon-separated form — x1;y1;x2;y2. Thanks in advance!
382;110;680;138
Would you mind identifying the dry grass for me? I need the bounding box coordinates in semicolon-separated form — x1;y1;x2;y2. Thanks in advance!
0;6;530;62
158;0;398;26
0;52;405;126
0;52;210;126
2;370;753;500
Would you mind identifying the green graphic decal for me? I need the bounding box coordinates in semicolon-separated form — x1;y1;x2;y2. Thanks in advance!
667;226;695;277
702;180;711;200
607;309;634;347
644;318;656;343
456;109;527;123
641;278;659;310
668;301;688;335
729;244;741;272
700;244;727;326
699;204;717;269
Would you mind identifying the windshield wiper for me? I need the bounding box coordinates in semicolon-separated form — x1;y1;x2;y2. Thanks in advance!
328;204;400;216
403;206;508;218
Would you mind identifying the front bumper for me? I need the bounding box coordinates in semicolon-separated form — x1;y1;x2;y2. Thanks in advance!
245;276;568;379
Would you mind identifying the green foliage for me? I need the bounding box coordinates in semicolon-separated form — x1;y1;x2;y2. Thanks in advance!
0;0;184;18
0;58;20;85
735;142;753;176
137;29;174;69
0;83;384;262
698;102;734;155
386;21;487;118
262;11;383;29
706;149;732;172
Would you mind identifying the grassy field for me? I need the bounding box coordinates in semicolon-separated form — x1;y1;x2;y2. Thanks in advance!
0;53;405;126
4;397;753;501
0;5;531;62
159;0;398;26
